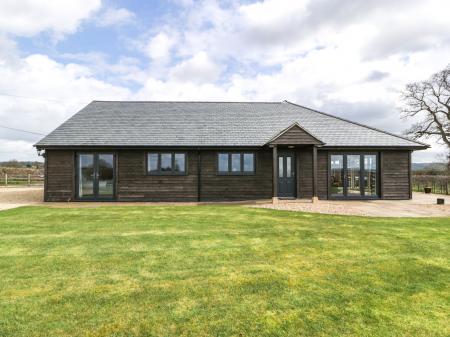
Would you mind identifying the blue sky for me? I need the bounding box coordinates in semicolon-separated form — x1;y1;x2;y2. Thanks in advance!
0;0;449;162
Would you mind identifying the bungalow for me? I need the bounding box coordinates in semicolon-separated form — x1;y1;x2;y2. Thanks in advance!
34;101;428;202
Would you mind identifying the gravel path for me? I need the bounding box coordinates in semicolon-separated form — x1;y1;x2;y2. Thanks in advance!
253;200;370;216
0;187;449;217
251;193;450;217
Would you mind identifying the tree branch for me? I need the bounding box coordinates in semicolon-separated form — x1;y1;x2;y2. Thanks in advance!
402;64;450;149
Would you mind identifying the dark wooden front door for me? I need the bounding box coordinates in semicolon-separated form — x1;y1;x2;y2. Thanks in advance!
278;151;296;198
77;153;115;200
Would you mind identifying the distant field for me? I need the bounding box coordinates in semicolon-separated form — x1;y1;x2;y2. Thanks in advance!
0;206;449;337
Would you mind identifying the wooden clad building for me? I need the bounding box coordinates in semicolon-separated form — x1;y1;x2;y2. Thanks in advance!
35;101;427;202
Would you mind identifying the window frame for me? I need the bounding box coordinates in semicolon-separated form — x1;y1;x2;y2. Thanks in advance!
328;151;380;199
146;152;187;175
217;152;256;175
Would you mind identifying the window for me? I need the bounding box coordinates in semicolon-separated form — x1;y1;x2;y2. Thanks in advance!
363;155;377;196
330;155;344;197
346;155;360;196
148;153;158;173
286;157;292;178
278;157;283;178
218;153;228;172
147;152;186;175
243;153;254;172
217;152;255;174
329;153;378;198
174;153;185;173
231;154;241;172
160;153;172;171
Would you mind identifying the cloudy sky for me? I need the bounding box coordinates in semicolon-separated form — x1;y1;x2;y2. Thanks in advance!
0;0;449;162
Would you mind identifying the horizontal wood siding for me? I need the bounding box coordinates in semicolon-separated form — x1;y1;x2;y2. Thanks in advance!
298;148;312;198
117;150;198;201
271;125;322;145
43;147;411;202
200;150;273;201
45;150;74;201
297;147;328;199
382;150;411;200
317;150;328;199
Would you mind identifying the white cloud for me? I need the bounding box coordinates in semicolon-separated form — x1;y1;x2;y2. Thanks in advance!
0;40;131;161
138;0;449;162
0;0;101;38
59;52;146;85
145;32;176;62
169;52;223;84
2;0;450;163
170;0;195;7
0;139;41;162
135;78;239;101
96;7;135;27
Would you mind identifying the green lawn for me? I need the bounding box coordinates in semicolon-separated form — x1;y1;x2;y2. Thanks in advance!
0;206;449;337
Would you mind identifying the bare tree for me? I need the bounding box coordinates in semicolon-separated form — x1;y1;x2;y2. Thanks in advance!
402;65;450;148
402;65;450;168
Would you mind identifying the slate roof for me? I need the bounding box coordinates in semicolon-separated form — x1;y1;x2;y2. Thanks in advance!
35;101;428;149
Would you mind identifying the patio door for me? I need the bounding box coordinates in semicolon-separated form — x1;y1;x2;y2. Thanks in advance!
278;151;296;198
330;153;378;199
77;153;115;200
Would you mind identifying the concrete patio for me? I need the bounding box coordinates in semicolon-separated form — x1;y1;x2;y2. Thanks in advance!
0;186;449;217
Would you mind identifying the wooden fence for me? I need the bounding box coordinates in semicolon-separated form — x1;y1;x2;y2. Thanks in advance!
0;174;44;186
412;175;450;195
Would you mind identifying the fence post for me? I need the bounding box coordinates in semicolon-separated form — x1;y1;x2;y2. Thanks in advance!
5;173;7;186
28;173;31;186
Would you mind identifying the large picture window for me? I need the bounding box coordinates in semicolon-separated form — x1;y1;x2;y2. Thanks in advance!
329;153;378;198
147;152;186;175
217;152;255;174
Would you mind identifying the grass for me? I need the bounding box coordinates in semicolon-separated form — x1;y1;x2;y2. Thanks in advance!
0;206;449;337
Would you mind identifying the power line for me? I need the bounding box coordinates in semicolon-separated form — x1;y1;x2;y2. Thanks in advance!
0;125;45;136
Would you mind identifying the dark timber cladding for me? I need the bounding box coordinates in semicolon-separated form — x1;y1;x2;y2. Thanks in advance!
297;148;328;199
312;146;318;198
269;124;323;146
44;149;273;202
43;148;415;202
43;148;414;201
381;150;411;199
272;145;277;198
200;150;272;201
117;150;198;201
44;146;418;201
45;150;74;201
45;147;336;201
118;149;273;201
